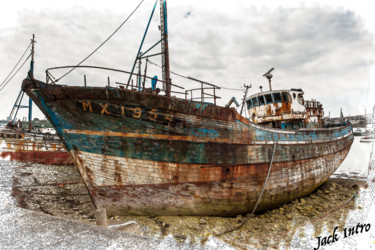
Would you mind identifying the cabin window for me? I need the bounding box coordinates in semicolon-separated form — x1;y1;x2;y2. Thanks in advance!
258;96;265;105
246;99;252;108
297;93;304;105
272;93;282;103
251;97;259;107
265;94;273;104
282;92;290;102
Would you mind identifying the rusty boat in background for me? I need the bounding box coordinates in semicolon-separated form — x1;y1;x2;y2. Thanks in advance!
0;127;73;165
21;0;353;216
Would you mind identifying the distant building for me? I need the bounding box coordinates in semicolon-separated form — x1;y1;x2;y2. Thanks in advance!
346;115;366;127
304;99;324;127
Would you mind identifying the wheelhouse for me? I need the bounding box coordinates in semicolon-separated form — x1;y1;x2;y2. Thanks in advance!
245;89;308;129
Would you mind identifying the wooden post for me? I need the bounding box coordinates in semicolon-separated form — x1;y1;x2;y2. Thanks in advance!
107;77;110;87
95;207;107;227
84;75;87;87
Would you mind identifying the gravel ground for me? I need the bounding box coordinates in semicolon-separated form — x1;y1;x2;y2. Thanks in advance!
0;161;229;250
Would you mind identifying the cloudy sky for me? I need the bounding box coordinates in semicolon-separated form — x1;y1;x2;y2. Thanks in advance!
0;0;374;120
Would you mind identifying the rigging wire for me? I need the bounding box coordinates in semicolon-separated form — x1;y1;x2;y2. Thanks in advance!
55;0;146;82
147;59;245;91
0;53;32;92
0;42;32;89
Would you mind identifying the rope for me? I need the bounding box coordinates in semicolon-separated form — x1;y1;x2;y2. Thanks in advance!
215;142;278;236
0;41;32;89
0;53;32;92
148;59;189;79
55;0;146;82
148;59;245;91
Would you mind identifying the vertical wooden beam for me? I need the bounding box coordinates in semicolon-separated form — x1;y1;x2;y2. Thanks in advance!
95;207;107;227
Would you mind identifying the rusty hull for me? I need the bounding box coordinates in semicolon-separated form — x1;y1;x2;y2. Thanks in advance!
22;78;354;216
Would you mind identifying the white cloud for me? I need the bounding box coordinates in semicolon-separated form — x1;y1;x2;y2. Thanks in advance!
0;0;374;119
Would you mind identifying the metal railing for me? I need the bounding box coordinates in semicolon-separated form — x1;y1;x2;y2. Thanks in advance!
184;77;221;105
45;65;222;105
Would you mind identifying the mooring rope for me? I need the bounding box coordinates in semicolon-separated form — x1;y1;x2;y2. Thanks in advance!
215;142;278;236
56;0;146;82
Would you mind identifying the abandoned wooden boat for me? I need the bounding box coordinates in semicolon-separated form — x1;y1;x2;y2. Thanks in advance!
21;0;353;216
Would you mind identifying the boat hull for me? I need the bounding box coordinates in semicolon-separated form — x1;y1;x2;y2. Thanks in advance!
0;131;73;165
22;79;354;216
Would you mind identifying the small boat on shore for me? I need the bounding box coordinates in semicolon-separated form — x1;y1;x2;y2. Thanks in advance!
21;0;353;216
360;135;374;143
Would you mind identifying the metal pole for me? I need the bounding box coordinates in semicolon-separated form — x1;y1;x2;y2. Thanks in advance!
268;78;272;91
28;34;35;132
137;59;141;91
126;0;158;89
13;91;25;123
142;59;148;91
201;82;203;104
240;84;251;115
213;87;216;105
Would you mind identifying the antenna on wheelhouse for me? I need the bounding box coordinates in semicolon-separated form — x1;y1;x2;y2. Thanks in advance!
160;0;171;97
263;67;274;91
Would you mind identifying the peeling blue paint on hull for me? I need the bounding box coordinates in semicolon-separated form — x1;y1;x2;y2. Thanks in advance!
22;79;354;216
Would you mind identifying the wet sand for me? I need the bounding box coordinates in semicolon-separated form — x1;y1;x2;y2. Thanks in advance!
10;162;366;249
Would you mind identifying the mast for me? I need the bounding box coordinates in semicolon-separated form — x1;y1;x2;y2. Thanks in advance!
6;34;35;128
160;0;171;97
28;34;35;131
